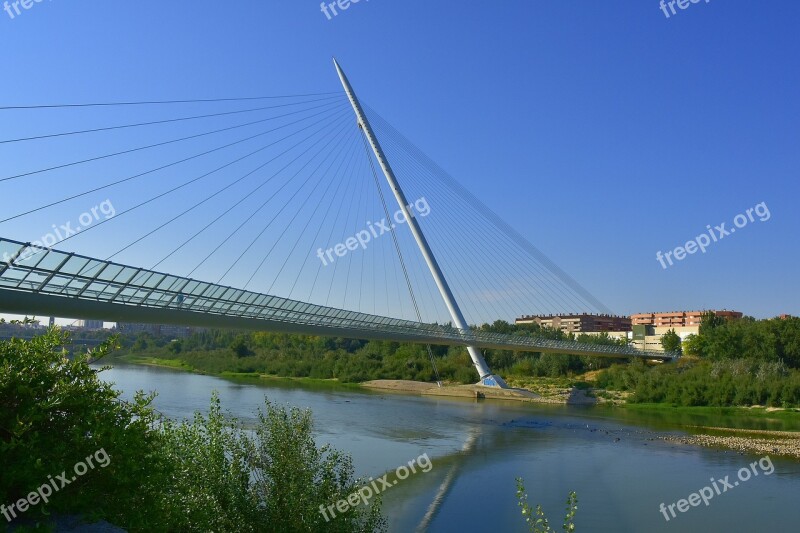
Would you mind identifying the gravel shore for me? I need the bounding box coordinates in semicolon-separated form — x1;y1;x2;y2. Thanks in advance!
659;426;800;459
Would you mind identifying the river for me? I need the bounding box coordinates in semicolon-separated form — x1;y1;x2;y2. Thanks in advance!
99;363;800;532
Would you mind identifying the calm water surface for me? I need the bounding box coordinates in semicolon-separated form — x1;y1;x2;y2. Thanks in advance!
99;364;800;532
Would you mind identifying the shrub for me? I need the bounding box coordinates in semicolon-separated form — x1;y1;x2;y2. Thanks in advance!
159;394;386;532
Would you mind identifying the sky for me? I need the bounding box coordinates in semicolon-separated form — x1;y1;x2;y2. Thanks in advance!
1;0;798;326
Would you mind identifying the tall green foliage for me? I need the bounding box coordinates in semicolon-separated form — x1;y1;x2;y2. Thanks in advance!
660;329;682;353
113;321;627;383
516;478;578;532
597;358;800;407
158;395;386;532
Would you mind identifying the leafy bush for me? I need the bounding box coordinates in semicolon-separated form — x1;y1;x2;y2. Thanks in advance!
596;358;800;407
0;327;171;529
1;327;386;532
158;394;386;532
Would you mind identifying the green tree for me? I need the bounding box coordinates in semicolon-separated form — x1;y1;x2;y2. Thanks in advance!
168;339;183;355
682;334;704;356
661;329;682;353
699;311;727;336
0;327;172;529
230;335;253;357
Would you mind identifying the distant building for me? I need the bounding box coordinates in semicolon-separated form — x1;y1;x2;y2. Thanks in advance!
77;320;105;330
627;310;742;352
515;313;632;334
577;326;696;352
116;322;156;335
627;325;699;352
116;322;196;338
779;314;794;320
631;310;742;328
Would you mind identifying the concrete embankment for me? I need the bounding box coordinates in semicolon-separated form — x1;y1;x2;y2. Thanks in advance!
361;379;596;404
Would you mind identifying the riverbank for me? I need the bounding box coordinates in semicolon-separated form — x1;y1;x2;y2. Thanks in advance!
111;354;366;390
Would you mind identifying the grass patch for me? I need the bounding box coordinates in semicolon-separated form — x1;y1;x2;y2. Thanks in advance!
114;354;194;371
504;375;594;400
623;403;800;417
219;372;365;390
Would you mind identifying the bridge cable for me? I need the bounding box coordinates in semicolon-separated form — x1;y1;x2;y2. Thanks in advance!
147;108;354;274
324;136;368;307
0;92;342;110
373;134;549;320
394;144;584;317
174;109;352;279
258;125;360;293
289;132;362;300
357;125;442;385
208;112;354;283
356;114;512;322
105;110;353;266
389;141;582;316
364;106;595;317
31;107;352;277
360;109;560;316
0;97;345;184
306;133;364;302
0;104;344;224
0;95;344;145
361;127;511;323
0;101;349;225
365;104;611;315
364;103;591;313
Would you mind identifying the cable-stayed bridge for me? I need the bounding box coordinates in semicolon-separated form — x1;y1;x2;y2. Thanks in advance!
0;60;676;386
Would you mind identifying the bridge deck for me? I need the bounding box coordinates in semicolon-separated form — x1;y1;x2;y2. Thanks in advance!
0;238;675;361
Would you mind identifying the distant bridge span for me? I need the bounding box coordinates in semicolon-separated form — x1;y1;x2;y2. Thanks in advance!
0;238;675;362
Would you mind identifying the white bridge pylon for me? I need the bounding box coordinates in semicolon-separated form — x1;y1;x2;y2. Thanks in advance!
333;58;509;388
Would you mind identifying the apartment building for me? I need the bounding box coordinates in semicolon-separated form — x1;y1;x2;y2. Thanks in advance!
631;310;742;328
515;313;632;334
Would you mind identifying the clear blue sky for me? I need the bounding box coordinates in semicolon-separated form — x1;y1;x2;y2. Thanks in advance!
1;0;798;324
